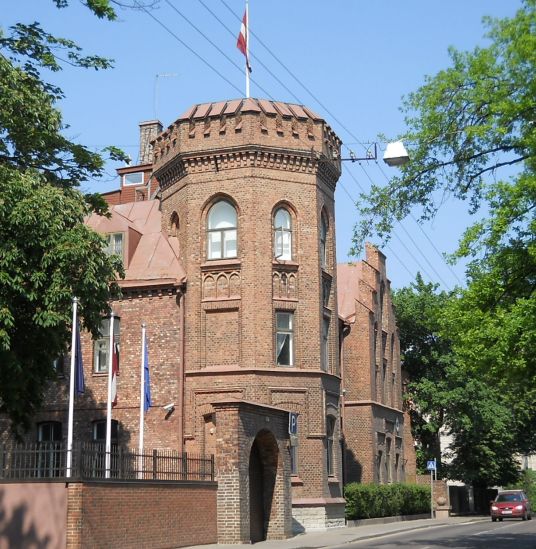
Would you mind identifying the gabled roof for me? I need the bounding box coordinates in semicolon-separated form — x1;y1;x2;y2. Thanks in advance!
86;200;186;288
337;263;363;322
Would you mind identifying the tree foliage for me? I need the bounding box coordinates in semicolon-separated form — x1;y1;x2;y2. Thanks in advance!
357;2;535;398
0;1;135;431
394;276;532;487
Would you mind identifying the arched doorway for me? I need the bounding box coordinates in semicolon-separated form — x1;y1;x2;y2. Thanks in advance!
249;429;279;543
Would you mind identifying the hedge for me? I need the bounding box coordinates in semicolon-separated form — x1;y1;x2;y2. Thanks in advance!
345;483;431;519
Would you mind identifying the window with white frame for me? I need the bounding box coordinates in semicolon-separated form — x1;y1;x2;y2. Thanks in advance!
93;317;120;373
122;171;144;186
207;200;237;259
105;233;124;258
321;317;330;371
273;208;292;260
320;215;328;268
275;312;294;366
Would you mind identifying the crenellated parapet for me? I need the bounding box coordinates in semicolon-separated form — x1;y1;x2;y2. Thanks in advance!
151;98;342;188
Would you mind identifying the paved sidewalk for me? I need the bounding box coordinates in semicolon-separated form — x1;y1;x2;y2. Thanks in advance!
182;516;489;549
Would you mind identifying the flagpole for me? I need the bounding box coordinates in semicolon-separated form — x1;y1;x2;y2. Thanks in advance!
138;322;146;478
105;311;114;479
245;0;250;98
66;297;78;478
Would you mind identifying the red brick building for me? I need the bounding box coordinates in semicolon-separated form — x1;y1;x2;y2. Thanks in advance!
1;98;414;543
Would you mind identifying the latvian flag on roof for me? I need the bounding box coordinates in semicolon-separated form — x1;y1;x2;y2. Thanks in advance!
237;8;251;73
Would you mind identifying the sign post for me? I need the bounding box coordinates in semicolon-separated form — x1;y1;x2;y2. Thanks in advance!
288;412;298;448
427;459;437;518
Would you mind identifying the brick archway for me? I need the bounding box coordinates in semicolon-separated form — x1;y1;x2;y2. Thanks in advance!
249;429;279;542
212;400;292;544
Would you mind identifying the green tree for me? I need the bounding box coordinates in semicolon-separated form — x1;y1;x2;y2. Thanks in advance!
0;1;136;431
394;275;527;487
356;1;536;387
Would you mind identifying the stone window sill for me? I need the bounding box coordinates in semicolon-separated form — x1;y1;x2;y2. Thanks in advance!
291;476;304;486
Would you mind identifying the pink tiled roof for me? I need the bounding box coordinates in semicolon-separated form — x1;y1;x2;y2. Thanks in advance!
177;98;322;122
87;200;186;287
337;262;363;322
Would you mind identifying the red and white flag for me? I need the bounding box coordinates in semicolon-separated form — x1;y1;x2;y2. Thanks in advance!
237;9;251;73
111;342;119;407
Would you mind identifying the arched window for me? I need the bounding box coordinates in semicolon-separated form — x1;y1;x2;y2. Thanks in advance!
170;211;179;237
207;200;237;259
320;214;328;268
273;208;292;260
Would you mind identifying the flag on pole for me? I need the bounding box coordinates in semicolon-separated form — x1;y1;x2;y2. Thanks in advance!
237;9;251;73
75;322;85;396
143;336;152;413
111;341;119;407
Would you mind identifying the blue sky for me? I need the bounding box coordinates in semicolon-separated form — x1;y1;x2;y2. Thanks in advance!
4;0;522;289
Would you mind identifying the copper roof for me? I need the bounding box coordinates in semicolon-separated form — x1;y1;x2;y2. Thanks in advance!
87;200;186;288
177;98;322;122
337;263;364;322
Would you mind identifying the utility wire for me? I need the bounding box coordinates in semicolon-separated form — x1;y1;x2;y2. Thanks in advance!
133;0;243;96
339;181;418;281
218;0;368;150
139;0;448;288
356;164;452;289
196;0;303;104
375;161;464;286
343;165;442;286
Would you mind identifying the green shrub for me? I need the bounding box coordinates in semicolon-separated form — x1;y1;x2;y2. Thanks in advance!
344;483;431;520
506;469;536;509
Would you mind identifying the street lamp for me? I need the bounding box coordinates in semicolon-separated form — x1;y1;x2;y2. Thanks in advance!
383;141;410;167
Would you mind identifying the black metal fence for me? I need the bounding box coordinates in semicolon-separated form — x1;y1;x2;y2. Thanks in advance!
0;442;214;482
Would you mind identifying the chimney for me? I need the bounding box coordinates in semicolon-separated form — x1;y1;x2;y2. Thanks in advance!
139;120;162;165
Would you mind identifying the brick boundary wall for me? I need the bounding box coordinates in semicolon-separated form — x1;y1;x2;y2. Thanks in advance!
416;474;449;506
66;480;217;549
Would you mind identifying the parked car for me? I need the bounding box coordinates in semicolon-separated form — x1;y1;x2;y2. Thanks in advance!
490;490;532;522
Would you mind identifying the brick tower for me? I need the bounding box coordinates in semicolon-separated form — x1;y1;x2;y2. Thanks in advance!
153;98;345;537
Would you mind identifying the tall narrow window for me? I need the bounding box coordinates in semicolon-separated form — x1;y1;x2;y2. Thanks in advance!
276;312;294;366
321;317;330;371
273;208;292;260
37;422;62;442
386;438;392;483
320;215;328;268
326;415;336;476
207;200;237;259
94;317;120;373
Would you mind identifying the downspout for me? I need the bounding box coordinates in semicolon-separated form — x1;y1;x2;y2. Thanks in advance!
178;286;186;453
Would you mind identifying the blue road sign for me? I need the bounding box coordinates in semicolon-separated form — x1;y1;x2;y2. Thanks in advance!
289;412;298;435
427;459;437;471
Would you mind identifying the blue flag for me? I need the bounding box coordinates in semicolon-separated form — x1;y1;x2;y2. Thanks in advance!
75;322;85;396
144;337;151;412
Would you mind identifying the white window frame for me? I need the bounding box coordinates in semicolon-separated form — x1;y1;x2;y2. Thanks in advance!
207;200;238;260
105;232;124;258
93;317;120;374
275;312;294;366
273;208;292;260
326;415;336;477
122;171;144;186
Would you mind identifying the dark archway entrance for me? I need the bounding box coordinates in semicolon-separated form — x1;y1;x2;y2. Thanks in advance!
249;430;279;543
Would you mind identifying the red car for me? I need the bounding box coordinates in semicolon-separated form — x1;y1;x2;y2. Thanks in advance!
491;490;532;521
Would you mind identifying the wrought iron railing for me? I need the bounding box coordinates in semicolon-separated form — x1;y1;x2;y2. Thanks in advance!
0;442;214;482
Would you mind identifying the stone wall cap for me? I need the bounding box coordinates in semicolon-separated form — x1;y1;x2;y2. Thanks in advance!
210;398;290;415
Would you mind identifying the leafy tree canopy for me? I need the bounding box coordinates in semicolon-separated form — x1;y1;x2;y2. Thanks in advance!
394;275;534;487
357;1;536;391
0;0;145;431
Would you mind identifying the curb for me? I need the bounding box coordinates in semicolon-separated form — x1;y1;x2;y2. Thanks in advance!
322;517;490;549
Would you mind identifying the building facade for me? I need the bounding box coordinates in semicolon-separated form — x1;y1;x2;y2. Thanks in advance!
1;98;414;543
